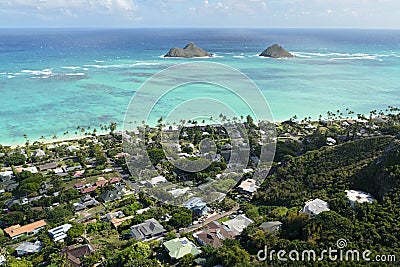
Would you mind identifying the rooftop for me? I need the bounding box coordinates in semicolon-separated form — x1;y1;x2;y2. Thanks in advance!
163;237;201;259
345;190;374;205
302;198;330;215
130;218;166;240
222;215;254;235
4;219;47;238
238;178;259;194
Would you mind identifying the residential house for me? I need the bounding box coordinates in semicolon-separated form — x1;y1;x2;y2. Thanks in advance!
63;165;82;173
33;149;46;158
100;185;125;203
148;176;167;187
237;178;259;195
73;170;85;178
74;182;85;190
61;244;94;267
5;198;20;208
168;187;190;198
301;198;330;216
4;219;47;239
136;207;151;214
110;216;134;228
130;218;166;241
259;221;282;232
183;197;209;216
163;237;201;260
104;211;125;221
73;195;100;211
6;183;19;192
16;166;38;174
48;224;72;242
37;162;58;172
67;145;79;152
15;241;42;256
193;221;235;247
95;180;109;188
109;177;121;184
222;215;254;235
345;190;374;208
326;137;337;146
80;185;98;194
0;170;14;182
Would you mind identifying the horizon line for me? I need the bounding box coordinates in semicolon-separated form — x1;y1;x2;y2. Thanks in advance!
0;26;399;30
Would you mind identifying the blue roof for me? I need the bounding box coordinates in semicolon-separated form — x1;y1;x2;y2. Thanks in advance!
183;197;207;210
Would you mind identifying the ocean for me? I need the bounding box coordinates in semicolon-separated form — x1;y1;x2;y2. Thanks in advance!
0;28;399;145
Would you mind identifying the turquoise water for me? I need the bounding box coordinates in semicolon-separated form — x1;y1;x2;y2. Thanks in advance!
0;28;399;145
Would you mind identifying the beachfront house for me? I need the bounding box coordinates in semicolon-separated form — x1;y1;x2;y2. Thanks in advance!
301;198;330;216
33;149;46;158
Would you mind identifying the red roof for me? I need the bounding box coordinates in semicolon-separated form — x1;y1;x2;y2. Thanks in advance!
80;186;98;194
4;220;47;238
73;171;84;177
74;182;85;188
95;180;109;187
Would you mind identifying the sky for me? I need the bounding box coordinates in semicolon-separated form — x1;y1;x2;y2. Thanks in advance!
0;0;399;28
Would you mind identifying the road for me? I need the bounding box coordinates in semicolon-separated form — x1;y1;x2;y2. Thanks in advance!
183;205;240;234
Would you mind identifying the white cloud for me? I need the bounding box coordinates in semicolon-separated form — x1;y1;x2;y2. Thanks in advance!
1;0;138;16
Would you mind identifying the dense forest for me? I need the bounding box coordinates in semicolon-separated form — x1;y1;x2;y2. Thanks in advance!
205;135;400;266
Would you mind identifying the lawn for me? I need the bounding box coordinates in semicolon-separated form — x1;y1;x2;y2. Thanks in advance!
217;217;230;224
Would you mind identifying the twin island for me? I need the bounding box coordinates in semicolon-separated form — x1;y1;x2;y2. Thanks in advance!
164;42;294;58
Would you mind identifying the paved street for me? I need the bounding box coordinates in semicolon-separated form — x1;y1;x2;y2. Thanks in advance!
183;205;240;234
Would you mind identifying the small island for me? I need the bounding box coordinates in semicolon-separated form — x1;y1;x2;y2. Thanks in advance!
164;42;212;58
259;43;294;58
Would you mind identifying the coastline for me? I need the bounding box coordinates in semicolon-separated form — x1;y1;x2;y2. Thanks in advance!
2;113;372;149
7;132;109;149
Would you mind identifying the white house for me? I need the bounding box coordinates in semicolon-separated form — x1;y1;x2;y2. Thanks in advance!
222;215;254;235
149;176;167;186
326;137;337;146
301;198;330;216
237;179;259;194
48;224;72;242
0;170;14;180
33;149;46;158
15;241;42;256
345;190;374;208
168;187;191;198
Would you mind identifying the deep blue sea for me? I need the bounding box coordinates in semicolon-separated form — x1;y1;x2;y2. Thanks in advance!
0;28;400;145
